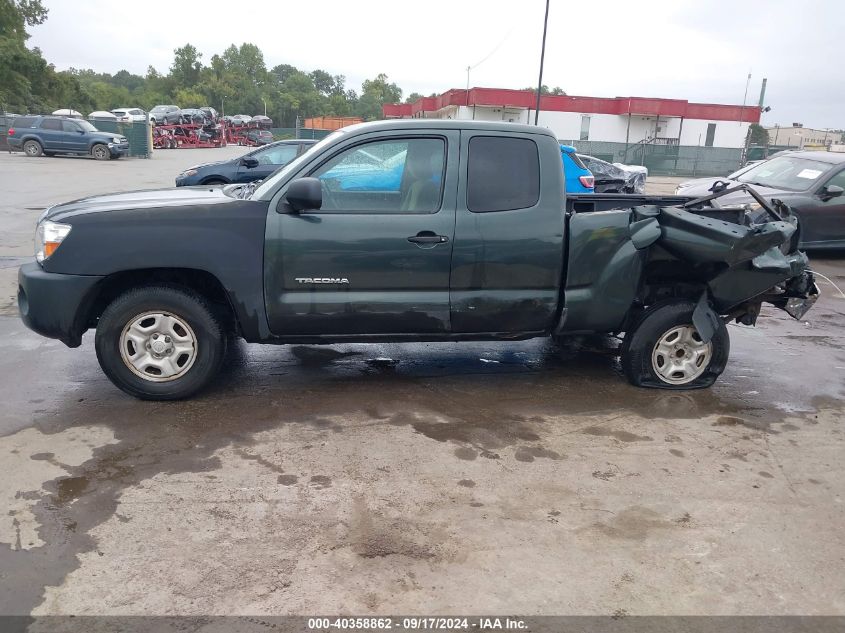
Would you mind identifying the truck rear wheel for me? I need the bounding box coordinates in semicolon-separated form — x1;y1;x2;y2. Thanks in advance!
621;300;729;390
95;286;226;400
23;140;43;157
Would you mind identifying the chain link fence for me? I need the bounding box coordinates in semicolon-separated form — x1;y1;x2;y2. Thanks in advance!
271;127;334;140
560;140;743;177
91;120;151;158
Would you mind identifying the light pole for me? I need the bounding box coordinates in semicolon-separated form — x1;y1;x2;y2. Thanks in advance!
262;97;267;117
221;95;226;119
534;0;550;125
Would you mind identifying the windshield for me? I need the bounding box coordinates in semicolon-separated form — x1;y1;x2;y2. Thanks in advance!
736;156;831;191
77;120;97;132
251;131;344;200
151;106;168;113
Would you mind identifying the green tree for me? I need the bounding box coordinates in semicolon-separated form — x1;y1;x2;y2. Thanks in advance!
357;73;402;120
174;87;205;108
0;0;49;111
522;85;566;96
270;63;298;84
309;69;336;96
112;69;144;92
748;123;769;146
276;70;323;126
405;92;423;104
169;44;202;88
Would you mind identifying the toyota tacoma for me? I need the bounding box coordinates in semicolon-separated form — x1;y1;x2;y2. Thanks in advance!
17;120;818;399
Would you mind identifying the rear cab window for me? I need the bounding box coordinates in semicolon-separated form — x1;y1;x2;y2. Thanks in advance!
467;136;540;213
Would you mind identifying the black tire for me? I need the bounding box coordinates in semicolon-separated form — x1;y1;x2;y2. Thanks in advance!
202;178;227;185
621;300;729;390
23;140;43;157
95;286;226;400
91;143;110;160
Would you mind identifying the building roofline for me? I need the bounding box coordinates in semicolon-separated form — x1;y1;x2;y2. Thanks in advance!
337;118;558;137
384;88;761;123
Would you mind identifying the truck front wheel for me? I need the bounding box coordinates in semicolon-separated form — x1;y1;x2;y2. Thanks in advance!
621;300;729;389
91;144;110;160
95;286;226;400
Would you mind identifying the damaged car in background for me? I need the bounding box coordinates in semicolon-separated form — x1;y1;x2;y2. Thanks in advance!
578;154;648;193
17;120;817;399
676;151;845;249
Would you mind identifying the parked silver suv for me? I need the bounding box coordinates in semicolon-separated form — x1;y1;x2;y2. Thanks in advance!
149;105;180;125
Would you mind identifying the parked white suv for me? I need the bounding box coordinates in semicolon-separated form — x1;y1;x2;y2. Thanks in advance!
111;108;147;123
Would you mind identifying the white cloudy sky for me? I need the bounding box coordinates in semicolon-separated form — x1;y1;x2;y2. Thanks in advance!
29;0;842;128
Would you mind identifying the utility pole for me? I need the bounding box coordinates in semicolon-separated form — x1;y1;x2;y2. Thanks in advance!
758;78;767;108
534;0;550;125
740;71;751;126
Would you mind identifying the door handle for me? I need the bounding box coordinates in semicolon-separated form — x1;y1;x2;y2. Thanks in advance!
407;231;449;245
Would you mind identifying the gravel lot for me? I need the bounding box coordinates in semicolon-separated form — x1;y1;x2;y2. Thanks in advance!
0;148;843;617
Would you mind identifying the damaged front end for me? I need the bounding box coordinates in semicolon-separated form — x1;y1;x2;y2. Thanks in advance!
657;184;819;340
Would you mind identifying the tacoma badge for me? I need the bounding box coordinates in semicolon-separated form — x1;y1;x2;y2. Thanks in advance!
295;277;350;284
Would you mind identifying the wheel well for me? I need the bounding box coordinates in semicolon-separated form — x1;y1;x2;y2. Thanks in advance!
639;257;716;305
85;268;238;335
201;176;229;185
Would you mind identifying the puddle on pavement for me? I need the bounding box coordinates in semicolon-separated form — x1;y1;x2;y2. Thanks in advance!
54;476;89;504
1;321;842;614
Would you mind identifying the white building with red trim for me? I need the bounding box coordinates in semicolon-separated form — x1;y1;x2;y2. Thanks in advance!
383;88;761;149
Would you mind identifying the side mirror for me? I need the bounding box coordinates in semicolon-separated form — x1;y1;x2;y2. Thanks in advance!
78;129;84;134
284;177;322;213
821;184;844;200
241;156;259;169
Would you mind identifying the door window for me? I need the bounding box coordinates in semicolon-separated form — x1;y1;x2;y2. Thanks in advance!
467;136;540;213
254;144;298;165
40;119;62;131
822;169;845;200
311;137;445;213
61;120;80;133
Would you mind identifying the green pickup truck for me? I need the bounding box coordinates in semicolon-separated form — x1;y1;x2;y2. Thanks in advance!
18;120;817;400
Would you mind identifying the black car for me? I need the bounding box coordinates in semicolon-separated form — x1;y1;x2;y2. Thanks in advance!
251;115;273;129
677;151;845;249
178;109;208;125
199;106;218;122
175;139;316;186
241;129;274;146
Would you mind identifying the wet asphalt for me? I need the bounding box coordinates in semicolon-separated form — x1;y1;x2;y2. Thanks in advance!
0;150;843;617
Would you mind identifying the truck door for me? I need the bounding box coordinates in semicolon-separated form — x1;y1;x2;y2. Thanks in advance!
265;130;459;335
796;168;845;247
37;118;65;152
450;132;566;333
62;119;87;152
